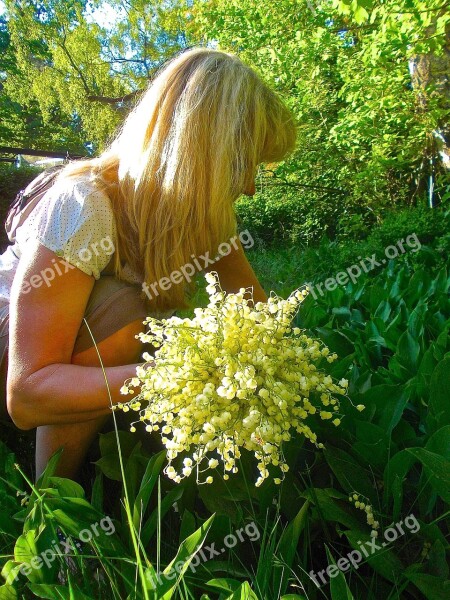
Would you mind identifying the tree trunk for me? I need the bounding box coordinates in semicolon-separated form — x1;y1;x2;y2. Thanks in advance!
408;16;450;204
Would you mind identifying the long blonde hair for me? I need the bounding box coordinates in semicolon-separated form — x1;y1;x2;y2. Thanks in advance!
63;47;296;311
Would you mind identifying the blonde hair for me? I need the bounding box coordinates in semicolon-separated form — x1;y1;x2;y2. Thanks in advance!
63;47;296;311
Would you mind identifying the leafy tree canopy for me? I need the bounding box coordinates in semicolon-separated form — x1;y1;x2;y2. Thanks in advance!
0;0;448;207
188;0;449;207
1;0;190;152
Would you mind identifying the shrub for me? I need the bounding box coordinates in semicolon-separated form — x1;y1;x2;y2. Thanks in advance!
235;186;370;246
0;163;42;251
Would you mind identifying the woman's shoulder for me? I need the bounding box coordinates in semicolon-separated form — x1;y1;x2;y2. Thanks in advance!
16;172;117;279
22;172;116;240
49;173;113;215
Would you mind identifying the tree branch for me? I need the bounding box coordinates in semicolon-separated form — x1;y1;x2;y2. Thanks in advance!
261;170;346;194
59;29;92;96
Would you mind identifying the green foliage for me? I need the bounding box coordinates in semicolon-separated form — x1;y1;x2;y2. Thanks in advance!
190;0;450;208
235;185;361;245
0;163;43;251
1;232;449;599
236;175;450;248
0;163;42;205
1;0;190;150
0;2;449;598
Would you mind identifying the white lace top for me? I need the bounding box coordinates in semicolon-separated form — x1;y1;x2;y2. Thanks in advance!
0;175;141;307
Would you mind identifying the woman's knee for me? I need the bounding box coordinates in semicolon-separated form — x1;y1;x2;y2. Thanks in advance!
71;319;145;367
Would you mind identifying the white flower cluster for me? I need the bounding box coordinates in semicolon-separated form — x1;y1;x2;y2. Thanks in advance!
349;493;380;536
117;272;350;486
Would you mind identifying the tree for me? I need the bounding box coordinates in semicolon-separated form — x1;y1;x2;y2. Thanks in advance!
2;0;191;151
189;0;450;208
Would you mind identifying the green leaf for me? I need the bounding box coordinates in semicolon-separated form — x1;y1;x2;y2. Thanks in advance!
427;540;449;579
353;421;391;467
383;450;416;519
426;426;450;458
406;574;450;600
155;514;215;599
225;581;259;599
324;447;375;499
141;485;184;546
0;585;17;600
0;561;22;587
406;448;450;502
14;530;44;583
273;501;309;595
428;357;450;431
302;488;365;531
315;328;354;357
35;450;63;490
360;384;409;433
45;478;85;499
179;509;197;544
206;578;242;593
345;530;403;583
95;431;140;481
325;546;355;600
90;473;103;513
353;4;369;24
396;330;420;373
132;450;166;531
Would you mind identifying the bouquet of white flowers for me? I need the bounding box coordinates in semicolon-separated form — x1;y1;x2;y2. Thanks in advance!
117;272;352;486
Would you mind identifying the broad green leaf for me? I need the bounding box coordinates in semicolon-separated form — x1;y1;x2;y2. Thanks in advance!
345;530;403;583
179;509;197;544
383;450;416;519
0;561;22;587
353;5;369;24
428;357;450;431
324;447;374;499
45;478;85;499
141;485;184;546
156;514;215;599
396;330;420;373
14;530;44;583
315;328;354;357
206;578;242;593
302;488;365;531
225;581;259;599
325;546;355;600
353;421;392;467
406;448;450;502
95;431;141;481
406;574;450;600
360;384;409;433
0;585;17;600
35;450;63;491
132;451;166;530
427;540;449;579
426;426;450;458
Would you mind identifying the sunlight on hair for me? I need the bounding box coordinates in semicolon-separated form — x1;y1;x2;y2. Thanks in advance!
61;47;296;311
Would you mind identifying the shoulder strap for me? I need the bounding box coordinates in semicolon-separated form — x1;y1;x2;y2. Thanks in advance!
5;166;64;243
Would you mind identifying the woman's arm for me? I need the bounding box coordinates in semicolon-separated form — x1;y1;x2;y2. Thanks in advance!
209;239;268;302
7;242;143;430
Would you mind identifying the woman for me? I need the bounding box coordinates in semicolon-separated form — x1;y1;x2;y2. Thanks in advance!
0;47;296;480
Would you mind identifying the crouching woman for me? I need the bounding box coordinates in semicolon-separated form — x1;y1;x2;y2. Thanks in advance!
0;47;296;480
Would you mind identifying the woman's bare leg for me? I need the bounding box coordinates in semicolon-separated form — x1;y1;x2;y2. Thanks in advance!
35;319;144;480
